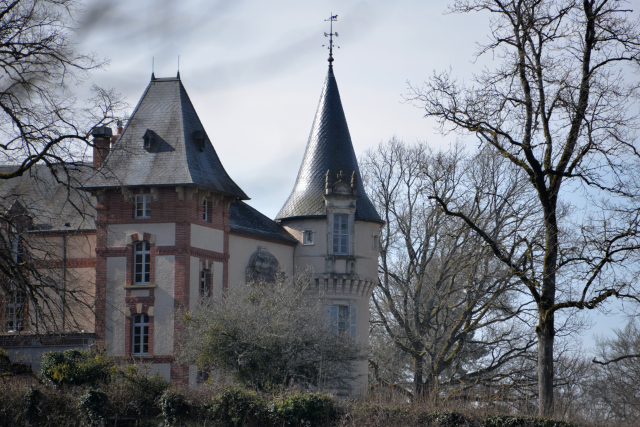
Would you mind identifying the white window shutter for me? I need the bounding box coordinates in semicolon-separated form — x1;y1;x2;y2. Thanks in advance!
349;306;357;342
330;305;339;333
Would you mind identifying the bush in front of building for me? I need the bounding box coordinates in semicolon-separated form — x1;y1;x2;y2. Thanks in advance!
40;348;111;388
271;391;340;426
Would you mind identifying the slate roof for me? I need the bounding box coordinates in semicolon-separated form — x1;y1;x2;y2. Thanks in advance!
275;66;382;223
83;76;248;200
0;164;96;232
229;201;297;244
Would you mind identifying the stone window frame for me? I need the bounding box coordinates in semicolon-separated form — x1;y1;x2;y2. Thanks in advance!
332;214;349;255
302;228;315;245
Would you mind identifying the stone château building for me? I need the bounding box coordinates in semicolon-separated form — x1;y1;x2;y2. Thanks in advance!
0;60;383;392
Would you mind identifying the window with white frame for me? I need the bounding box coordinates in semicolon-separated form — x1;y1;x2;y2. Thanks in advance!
135;194;151;218
134;241;151;284
332;214;349;255
200;269;212;297
132;314;149;355
302;229;314;245
3;289;26;332
330;304;357;342
202;198;208;222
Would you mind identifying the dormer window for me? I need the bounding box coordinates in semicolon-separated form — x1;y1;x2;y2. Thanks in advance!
193;130;206;152
142;129;157;151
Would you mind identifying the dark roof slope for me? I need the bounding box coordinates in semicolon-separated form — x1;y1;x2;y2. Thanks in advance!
275;66;381;223
230;201;297;245
83;76;248;200
0;164;96;232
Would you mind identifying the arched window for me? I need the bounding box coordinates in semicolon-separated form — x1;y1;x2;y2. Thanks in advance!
134;241;151;284
132;314;149;355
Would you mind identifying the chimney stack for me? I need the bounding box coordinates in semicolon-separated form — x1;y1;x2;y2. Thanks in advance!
92;126;113;169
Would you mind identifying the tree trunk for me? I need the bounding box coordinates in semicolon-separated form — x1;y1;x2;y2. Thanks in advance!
537;315;554;417
413;355;426;399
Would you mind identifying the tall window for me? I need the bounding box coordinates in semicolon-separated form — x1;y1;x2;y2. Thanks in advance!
330;305;357;342
200;269;211;297
135;194;151;218
202;198;208;222
134;241;151;284
4;290;26;332
333;214;349;254
132;314;149;355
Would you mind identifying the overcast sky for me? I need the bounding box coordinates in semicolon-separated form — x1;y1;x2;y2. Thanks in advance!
76;0;640;349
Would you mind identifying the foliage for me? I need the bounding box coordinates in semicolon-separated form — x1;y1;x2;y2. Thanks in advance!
78;389;107;425
209;387;268;427
40;349;111;387
271;392;340;426
102;363;170;419
483;415;576;427
159;389;189;426
177;274;365;391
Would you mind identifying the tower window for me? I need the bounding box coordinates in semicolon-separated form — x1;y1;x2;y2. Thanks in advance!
330;304;357;342
134;241;151;284
332;214;349;255
132;314;149;355
135;194;151;218
303;229;314;245
373;234;379;250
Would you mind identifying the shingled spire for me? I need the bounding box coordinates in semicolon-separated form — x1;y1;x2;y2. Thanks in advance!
275;66;381;223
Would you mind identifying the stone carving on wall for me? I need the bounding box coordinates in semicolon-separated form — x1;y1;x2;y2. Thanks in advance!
245;246;280;283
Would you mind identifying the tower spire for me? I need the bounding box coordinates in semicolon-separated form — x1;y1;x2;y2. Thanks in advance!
323;14;339;65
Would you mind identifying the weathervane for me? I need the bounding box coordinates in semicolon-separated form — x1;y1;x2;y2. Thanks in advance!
323;13;339;65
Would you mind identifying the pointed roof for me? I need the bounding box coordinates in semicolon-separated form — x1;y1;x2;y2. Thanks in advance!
83;76;248;200
276;66;381;222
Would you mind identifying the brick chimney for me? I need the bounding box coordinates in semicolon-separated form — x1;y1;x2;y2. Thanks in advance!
92;126;113;169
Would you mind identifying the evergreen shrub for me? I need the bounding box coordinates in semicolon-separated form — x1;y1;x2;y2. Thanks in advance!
159;388;189;426
209;387;268;427
40;349;111;387
271;392;340;426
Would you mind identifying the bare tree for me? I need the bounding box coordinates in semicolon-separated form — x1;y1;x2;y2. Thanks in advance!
407;0;640;416
0;0;125;334
583;319;640;424
363;139;536;400
176;275;365;392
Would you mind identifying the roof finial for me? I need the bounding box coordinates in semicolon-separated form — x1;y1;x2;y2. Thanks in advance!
151;57;155;80
323;13;339;66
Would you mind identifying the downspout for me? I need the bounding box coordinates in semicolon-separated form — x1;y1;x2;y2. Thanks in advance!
62;233;66;331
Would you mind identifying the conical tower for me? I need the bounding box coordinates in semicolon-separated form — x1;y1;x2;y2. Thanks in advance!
277;26;383;392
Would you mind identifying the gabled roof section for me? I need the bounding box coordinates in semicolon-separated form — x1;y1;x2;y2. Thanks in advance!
83;76;248;200
229;201;297;245
0;164;96;232
275;66;382;223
